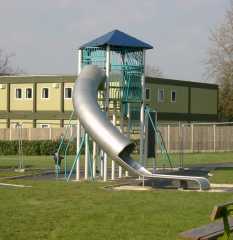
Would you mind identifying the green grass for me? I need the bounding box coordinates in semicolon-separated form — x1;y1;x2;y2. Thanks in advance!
210;169;233;184
0;155;74;169
0;152;232;170
181;152;233;165
139;152;233;169
0;152;233;239
0;180;232;240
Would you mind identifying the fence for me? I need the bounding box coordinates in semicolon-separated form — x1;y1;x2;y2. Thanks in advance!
159;122;233;153
0;122;233;153
0;126;77;141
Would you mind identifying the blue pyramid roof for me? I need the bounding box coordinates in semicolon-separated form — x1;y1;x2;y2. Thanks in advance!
79;29;153;50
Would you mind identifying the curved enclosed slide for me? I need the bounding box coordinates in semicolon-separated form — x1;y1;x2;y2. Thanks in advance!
73;65;210;190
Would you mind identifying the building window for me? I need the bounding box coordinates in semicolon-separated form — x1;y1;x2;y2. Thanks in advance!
171;90;176;102
16;88;22;99
64;87;72;99
41;124;50;128
145;88;150;100
158;88;165;102
42;88;49;99
25;88;32;99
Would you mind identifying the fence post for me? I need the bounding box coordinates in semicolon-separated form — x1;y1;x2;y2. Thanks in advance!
167;124;170;153
28;128;32;141
213;124;216;152
9;127;12;141
70;125;73;139
191;124;194;153
49;128;52;140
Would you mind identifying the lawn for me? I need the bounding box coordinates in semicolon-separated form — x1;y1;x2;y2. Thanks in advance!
0;152;233;240
0;155;73;170
0;180;233;240
146;151;233;168
1;151;233;170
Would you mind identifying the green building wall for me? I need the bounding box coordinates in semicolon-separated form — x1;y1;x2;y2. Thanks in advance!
145;77;218;122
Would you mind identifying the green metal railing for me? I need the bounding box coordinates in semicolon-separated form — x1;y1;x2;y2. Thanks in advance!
145;107;174;169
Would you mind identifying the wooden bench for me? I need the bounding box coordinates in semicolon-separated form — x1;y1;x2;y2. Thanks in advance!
179;201;233;240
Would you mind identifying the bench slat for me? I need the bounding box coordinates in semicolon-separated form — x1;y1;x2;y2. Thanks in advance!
179;217;233;240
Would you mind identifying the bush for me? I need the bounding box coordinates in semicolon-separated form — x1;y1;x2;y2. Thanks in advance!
0;141;18;155
0;140;77;156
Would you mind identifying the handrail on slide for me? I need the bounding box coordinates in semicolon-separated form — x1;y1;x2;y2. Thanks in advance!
72;65;210;190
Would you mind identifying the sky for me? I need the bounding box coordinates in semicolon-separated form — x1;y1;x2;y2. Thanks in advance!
0;0;230;82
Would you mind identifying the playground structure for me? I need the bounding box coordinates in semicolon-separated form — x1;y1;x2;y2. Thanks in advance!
53;30;210;190
0;30;211;190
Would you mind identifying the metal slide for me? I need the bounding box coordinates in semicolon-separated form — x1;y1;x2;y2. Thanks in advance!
73;65;210;190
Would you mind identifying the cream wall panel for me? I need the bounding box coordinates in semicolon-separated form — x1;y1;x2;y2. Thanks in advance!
0;86;7;110
0;119;7;128
64;119;77;126
64;82;74;111
10;84;33;111
37;83;61;111
10;119;33;128
36;120;60;128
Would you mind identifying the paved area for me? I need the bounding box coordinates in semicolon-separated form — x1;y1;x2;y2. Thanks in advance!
2;162;233;191
187;162;233;171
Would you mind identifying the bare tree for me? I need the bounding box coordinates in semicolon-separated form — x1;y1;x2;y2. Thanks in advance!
207;1;233;120
145;65;163;78
0;49;16;75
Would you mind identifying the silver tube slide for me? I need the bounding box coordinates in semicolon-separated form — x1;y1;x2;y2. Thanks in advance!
73;65;210;190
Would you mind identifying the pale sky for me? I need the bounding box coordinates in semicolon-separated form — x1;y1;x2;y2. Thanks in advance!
0;0;230;82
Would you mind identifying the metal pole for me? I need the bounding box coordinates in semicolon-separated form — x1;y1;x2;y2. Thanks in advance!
111;112;116;180
18;123;23;169
144;109;148;168
103;153;107;181
153;111;158;173
103;45;110;182
140;50;146;165
142;175;145;187
180;123;184;169
100;150;104;177
84;133;88;180
78;49;82;74
92;141;97;179
76;49;82;181
119;109;124;178
76;120;81;181
118;163;122;178
125;102;131;177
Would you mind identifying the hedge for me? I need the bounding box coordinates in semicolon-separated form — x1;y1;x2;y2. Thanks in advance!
0;139;139;156
0;140;77;156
